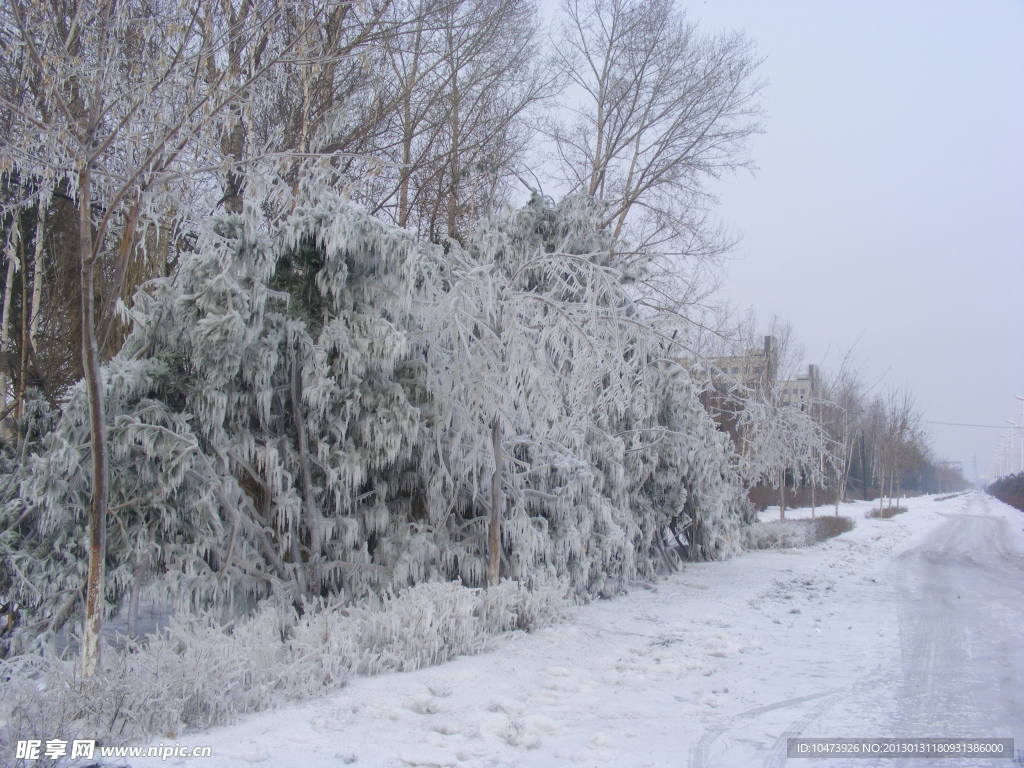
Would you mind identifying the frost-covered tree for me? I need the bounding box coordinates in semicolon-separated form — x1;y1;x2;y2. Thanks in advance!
417;195;748;592
818;368;865;514
735;398;830;518
698;320;833;518
0;0;343;674
416;195;647;587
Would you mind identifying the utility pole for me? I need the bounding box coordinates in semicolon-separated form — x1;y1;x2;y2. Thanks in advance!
1016;395;1024;472
1007;423;1015;479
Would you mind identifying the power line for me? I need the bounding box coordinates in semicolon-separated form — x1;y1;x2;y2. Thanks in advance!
924;420;1013;430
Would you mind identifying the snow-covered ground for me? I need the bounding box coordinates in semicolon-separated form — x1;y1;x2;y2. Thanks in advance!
120;492;1024;768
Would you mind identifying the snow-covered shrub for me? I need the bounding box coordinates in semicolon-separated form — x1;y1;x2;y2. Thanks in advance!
741;519;816;550
350;583;485;674
865;506;907;519
477;576;569;632
0;580;568;755
741;516;854;550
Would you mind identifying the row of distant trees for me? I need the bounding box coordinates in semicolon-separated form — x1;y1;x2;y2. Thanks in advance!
696;319;966;516
988;473;1024;512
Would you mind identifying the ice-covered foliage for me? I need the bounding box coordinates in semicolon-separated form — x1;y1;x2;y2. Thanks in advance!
12;189;430;632
734;398;832;497
624;361;749;563
5;190;749;641
741;516;854;550
417;195;748;594
416;195;652;592
0;579;566;754
0;392;66;652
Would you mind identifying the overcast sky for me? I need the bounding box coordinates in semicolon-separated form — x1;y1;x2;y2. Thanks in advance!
671;0;1024;481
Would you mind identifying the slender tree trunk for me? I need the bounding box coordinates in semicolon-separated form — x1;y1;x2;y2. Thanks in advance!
835;444;850;516
17;232;28;420
396;27;422;229
79;168;109;678
291;344;320;595
778;473;786;521
127;554;144;638
0;219;19;408
487;417;504;587
860;433;868;500
446;103;461;241
29;204;45;348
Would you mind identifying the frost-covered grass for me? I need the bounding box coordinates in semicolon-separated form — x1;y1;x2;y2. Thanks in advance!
741;515;854;550
0;580;566;755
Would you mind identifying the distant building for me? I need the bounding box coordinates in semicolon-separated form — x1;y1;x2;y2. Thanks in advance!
780;364;821;412
699;336;778;437
710;335;777;396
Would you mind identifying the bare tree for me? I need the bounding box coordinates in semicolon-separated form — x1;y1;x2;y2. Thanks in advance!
364;0;552;242
821;370;865;515
552;0;761;263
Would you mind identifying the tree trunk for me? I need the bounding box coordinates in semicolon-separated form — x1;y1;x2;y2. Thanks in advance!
0;219;19;409
396;26;422;229
29;203;45;348
860;434;868;500
79;168;109;678
17;230;29;421
291;344;319;595
835;446;849;517
126;554;144;638
487;418;504;587
778;474;786;521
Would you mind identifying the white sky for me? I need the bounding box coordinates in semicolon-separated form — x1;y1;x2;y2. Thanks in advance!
613;1;1024;481
679;0;1024;481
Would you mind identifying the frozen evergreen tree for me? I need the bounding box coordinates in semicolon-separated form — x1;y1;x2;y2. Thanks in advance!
10;189;434;636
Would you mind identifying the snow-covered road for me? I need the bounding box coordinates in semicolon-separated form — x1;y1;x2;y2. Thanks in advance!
805;492;1024;768
895;495;1024;740
126;493;1024;768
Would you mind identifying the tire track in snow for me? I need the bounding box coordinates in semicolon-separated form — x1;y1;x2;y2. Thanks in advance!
760;692;846;768
687;688;844;768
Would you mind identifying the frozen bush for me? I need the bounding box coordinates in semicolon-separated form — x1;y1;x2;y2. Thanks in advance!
0;579;568;757
741;517;854;550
